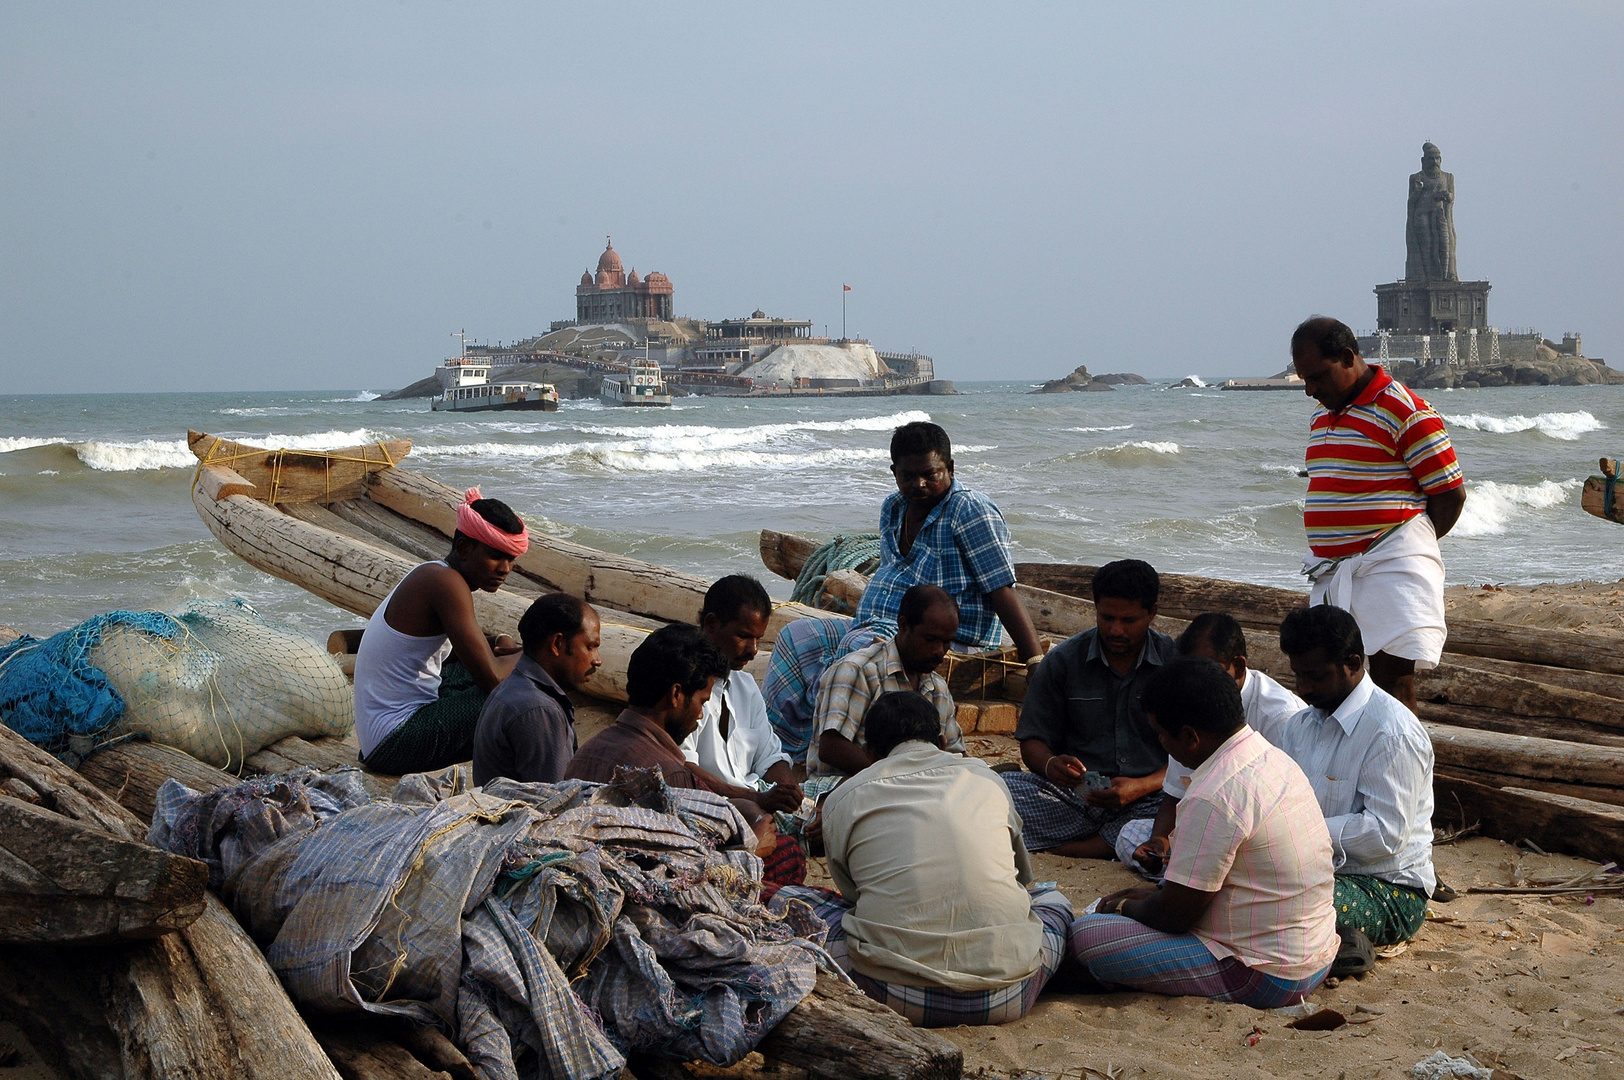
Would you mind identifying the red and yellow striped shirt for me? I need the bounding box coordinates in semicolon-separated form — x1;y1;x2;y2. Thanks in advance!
1304;367;1464;558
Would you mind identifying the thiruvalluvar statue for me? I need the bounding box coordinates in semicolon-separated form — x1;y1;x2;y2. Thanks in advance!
1405;141;1457;282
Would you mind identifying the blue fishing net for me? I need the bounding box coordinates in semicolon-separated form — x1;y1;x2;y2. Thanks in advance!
0;611;184;756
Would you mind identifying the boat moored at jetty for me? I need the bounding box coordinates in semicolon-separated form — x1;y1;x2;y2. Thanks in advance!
431;380;559;412
599;359;672;407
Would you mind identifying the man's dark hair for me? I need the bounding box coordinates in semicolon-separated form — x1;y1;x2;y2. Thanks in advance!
890;421;952;464
1176;613;1248;667
453;497;524;548
898;583;957;627
1142;657;1245;737
1279;604;1365;666
625;624;730;708
702;574;771;623
1091;559;1159;609
1290;316;1360;361
865;690;944;758
519;593;589;652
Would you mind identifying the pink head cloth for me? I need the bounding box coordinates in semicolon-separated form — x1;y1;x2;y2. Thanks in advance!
455;486;529;557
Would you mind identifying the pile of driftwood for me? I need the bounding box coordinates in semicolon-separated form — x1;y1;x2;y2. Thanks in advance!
762;531;1624;868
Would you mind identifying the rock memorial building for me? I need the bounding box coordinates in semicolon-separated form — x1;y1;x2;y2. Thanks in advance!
575;238;674;324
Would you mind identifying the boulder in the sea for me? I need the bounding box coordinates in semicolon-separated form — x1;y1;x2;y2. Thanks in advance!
1030;364;1142;393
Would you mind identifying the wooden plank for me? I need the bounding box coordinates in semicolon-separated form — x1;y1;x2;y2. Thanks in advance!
1581;473;1624;524
1434;775;1624;865
1424;723;1624;792
189;430;412;505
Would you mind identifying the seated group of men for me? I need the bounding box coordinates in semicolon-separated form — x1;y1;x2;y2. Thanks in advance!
349;427;1438;1028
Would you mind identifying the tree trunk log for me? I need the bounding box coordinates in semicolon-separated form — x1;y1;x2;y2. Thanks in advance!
1424;723;1624;793
0;725;340;1079
756;970;962;1080
1014;560;1624;677
0;795;207;944
1434;776;1624;865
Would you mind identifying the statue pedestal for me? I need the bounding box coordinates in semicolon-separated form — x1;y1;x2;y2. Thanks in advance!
1374;280;1491;335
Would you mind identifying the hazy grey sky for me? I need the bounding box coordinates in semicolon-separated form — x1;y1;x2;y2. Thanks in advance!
4;2;1620;392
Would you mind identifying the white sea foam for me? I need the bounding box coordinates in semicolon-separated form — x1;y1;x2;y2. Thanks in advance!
575;409;931;444
1066;424;1134;434
417;440;889;473
75;439;195;471
1260;463;1306;476
0;436;59;454
219;407;291;417
1183;375;1209;387
1099;440;1180;455
1444;410;1603;441
331;391;381;402
1453;478;1582;537
228;428;387;451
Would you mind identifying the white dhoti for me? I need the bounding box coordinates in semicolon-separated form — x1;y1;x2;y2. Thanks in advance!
1304;514;1446;669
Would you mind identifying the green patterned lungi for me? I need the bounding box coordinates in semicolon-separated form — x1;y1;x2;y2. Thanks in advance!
362;661;487;776
1334;875;1428;947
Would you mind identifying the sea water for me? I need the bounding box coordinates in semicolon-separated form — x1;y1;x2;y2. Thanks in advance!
1;382;1619;639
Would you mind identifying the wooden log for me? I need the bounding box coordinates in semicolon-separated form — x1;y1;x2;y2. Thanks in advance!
755;970;962;1080
0;725;340;1079
329;628;366;654
1434;775;1624;865
1581;459;1624;523
1416;701;1624;749
1437;767;1624;809
816;569;868;616
368;467;826;639
312;1026;454;1080
79;739;243;822
0;794;208;944
1424;723;1624;793
0;893;343;1080
189;429;412;505
1016;560;1624;676
197;462;258;501
761;530;822;581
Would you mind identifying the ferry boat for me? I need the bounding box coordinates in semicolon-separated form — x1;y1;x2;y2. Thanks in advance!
599;359;672;407
430;346;559;412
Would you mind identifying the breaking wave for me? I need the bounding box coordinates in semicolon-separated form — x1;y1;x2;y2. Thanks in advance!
1444;410;1602;441
330;391;381;402
0;428;389;472
1066;424;1134;434
415;440;891;472
1182;375;1209;387
1453;478;1582;537
1099;440;1180;456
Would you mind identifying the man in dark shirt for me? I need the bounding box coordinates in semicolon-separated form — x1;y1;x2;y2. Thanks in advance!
565;622;731;792
1002;560;1173;858
472;593;602;786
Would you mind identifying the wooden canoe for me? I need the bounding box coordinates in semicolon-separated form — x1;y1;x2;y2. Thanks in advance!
189;433;831;703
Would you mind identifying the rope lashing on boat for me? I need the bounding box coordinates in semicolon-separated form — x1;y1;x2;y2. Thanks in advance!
789;533;882;606
1606;460;1622;523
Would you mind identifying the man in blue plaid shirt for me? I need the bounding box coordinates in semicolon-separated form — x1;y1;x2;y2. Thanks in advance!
765;421;1045;760
854;421;1043;657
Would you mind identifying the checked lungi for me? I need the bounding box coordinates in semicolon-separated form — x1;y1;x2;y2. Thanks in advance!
1000;770;1162;853
1068;915;1328;1009
774;884;1073;1027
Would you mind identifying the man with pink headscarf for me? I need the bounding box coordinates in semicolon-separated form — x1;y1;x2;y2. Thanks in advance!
354;489;530;775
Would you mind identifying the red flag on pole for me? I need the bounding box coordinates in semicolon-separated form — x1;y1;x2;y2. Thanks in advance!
843;284;851;291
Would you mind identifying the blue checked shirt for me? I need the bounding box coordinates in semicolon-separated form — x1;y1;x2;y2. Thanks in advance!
853;482;1019;650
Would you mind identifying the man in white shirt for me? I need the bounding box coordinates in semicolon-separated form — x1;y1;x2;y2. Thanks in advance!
773;690;1073;1027
1123;612;1308;873
1276;604;1436;971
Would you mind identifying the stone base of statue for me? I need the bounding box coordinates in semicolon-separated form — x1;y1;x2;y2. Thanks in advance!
1374;279;1491;335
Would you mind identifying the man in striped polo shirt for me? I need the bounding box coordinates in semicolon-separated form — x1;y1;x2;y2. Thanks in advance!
1290;316;1466;711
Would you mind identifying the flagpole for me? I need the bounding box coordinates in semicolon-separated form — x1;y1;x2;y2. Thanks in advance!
841;285;847;341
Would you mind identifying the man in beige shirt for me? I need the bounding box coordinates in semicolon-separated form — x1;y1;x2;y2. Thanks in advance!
773;691;1073;1027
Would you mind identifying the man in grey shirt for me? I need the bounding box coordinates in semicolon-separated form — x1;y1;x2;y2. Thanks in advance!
472;593;602;786
1003;560;1172;858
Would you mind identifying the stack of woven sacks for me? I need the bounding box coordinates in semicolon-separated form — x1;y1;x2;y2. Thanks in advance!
148;765;828;1080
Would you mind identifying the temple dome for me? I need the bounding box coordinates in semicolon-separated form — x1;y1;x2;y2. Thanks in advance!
645;271;670;286
596;239;623;275
580;270;592;286
626;268;641;286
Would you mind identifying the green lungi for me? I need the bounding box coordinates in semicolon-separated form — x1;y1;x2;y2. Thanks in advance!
362;661;487;776
1334;875;1428;947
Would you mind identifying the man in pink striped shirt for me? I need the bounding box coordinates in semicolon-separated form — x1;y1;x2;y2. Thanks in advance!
1068;657;1338;1008
1291;316;1466;710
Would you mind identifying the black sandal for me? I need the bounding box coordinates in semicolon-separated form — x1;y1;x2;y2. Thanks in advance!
1330;926;1375;979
